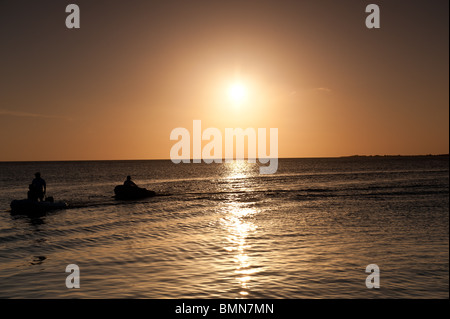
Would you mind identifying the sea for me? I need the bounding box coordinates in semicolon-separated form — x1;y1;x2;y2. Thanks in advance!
0;156;448;298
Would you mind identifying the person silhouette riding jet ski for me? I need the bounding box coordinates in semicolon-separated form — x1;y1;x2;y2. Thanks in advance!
123;176;138;187
31;172;46;201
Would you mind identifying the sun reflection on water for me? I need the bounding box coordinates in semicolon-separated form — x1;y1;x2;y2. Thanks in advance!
219;160;261;297
221;206;259;297
223;160;257;180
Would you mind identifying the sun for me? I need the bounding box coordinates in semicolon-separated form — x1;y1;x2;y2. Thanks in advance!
228;82;247;105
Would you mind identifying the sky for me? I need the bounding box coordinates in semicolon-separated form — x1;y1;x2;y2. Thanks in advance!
0;0;448;161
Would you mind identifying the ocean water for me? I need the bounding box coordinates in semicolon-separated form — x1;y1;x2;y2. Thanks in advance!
0;156;448;298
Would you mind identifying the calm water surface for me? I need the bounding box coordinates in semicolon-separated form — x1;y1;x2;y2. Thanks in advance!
0;157;448;298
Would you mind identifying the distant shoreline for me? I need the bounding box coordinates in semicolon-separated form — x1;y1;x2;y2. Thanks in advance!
340;154;449;158
0;154;448;164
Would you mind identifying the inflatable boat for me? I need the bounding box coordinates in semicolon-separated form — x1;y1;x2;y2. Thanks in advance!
10;198;68;215
114;185;156;200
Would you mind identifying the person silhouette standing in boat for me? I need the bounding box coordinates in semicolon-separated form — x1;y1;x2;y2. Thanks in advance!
123;176;138;187
27;184;38;201
31;172;46;202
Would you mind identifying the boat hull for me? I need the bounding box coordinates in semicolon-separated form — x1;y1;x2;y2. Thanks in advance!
10;199;68;215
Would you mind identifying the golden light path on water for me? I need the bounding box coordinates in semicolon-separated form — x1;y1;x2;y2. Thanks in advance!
220;160;261;297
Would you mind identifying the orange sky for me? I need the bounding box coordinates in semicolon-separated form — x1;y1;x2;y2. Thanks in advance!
0;0;448;161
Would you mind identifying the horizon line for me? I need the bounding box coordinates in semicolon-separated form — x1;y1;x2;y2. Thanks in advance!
0;154;448;163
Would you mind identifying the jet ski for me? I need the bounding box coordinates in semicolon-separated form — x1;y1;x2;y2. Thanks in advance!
114;185;156;200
